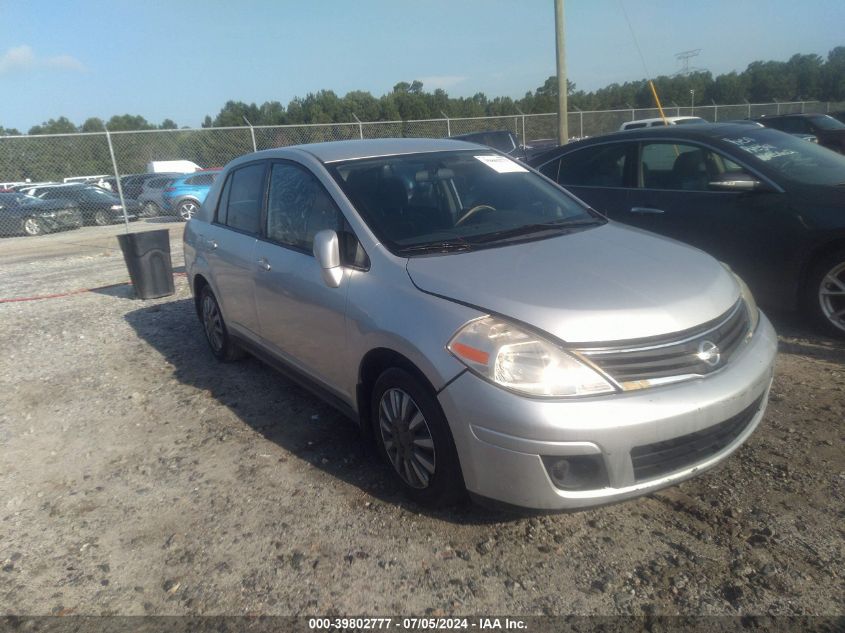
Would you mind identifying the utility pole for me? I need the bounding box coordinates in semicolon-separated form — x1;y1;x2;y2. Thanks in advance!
554;0;568;144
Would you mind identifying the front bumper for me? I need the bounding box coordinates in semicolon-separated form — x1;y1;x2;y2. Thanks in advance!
438;312;778;510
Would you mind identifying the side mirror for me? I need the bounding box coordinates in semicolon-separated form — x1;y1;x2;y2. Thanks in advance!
313;230;343;288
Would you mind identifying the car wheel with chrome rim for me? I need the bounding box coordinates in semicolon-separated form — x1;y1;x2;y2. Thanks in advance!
371;367;464;505
807;250;845;337
23;217;44;236
199;285;245;361
178;200;199;221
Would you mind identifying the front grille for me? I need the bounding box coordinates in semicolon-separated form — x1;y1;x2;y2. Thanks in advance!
630;394;763;482
578;300;750;387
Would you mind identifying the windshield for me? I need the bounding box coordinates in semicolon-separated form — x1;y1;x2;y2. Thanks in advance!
81;186;116;199
329;150;602;254
0;193;40;205
720;128;845;186
809;115;845;131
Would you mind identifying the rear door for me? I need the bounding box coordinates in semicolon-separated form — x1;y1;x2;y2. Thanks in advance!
536;141;636;217
203;162;266;337
253;160;351;395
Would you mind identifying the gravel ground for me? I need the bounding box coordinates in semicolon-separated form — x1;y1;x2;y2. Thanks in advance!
0;247;843;617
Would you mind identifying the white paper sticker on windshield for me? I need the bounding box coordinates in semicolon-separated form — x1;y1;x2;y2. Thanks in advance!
474;155;528;173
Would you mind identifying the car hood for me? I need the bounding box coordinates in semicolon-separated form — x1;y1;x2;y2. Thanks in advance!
405;223;739;343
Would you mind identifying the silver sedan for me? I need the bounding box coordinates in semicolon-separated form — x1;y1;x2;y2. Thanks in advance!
183;138;777;510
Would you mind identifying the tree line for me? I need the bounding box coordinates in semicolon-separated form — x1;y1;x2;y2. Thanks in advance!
2;47;844;137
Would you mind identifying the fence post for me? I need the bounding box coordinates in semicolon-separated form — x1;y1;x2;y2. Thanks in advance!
440;111;451;137
103;126;130;233
744;99;751;119
712;100;718;122
516;107;527;146
242;116;257;152
352;113;364;140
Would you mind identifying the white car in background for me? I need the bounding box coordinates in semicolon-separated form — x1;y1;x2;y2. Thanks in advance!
620;116;706;131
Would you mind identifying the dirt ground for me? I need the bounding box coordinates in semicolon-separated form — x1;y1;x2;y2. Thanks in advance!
0;229;843;617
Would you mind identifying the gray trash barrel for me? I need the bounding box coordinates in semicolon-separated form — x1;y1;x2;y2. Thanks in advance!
117;229;175;299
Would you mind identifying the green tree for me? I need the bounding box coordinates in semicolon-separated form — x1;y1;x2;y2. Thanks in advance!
28;117;77;135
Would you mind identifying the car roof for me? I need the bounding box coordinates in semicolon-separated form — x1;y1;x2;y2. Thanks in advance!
250;138;483;164
758;112;828;120
528;123;779;164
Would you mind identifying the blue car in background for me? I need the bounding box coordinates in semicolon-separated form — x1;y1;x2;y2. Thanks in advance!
163;169;221;221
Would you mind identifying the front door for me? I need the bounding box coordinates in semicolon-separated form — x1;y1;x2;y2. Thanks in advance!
622;140;791;303
253;161;351;397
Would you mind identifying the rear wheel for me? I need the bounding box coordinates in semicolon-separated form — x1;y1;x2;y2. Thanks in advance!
806;249;845;337
22;217;44;236
371;368;465;505
177;200;199;221
199;285;245;361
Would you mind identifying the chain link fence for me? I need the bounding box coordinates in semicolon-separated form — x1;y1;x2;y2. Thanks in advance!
1;100;843;272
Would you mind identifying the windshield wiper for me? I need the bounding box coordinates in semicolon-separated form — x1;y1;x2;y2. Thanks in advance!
397;239;474;255
468;218;604;244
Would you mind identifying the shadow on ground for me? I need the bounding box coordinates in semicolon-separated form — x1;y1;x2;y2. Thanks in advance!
125;297;519;525
766;309;845;364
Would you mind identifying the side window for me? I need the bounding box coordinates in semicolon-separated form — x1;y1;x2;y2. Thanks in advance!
640;142;753;192
215;175;232;225
224;163;265;234
266;163;341;253
557;143;629;188
538;158;561;181
776;118;809;134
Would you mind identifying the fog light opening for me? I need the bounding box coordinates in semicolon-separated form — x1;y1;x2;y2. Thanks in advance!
543;455;609;491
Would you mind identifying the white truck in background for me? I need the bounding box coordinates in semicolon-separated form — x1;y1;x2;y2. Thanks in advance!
146;160;201;174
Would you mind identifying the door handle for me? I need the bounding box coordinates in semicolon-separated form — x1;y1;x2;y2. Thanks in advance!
630;207;665;215
257;257;271;271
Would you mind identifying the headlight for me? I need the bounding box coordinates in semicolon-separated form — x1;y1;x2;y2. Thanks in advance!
110;204;123;210
720;262;759;335
447;316;616;397
734;273;759;334
40;212;56;218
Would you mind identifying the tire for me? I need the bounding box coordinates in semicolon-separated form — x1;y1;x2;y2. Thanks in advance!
177;200;199;222
22;216;44;236
371;368;465;506
199;285;246;361
141;201;160;217
805;249;845;338
93;210;111;226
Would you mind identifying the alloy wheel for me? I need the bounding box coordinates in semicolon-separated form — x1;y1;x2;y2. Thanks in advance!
378;387;436;489
23;217;43;236
202;294;224;353
179;201;198;221
819;261;845;334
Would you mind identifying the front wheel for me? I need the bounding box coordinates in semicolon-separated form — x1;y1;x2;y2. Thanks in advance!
806;250;845;338
22;216;44;236
371;368;465;505
199;285;245;361
93;209;111;226
141;201;160;217
177;200;199;221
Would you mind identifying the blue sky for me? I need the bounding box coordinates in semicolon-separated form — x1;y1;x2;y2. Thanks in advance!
2;0;843;131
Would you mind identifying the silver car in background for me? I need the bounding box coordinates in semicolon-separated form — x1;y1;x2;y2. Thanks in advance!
183;138;777;510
